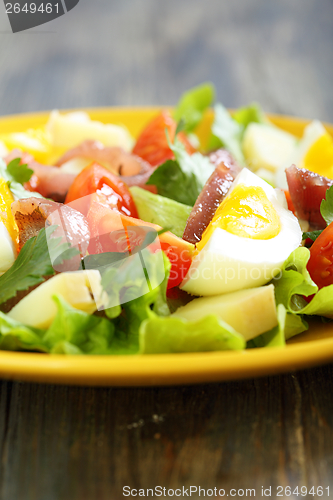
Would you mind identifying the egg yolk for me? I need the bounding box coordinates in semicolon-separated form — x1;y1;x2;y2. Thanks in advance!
0;178;18;247
302;133;333;178
197;184;281;250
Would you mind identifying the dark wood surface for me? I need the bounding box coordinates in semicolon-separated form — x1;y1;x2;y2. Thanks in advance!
1;1;333;499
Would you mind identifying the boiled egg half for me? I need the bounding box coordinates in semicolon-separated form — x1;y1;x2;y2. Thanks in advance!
294;120;333;178
0;177;18;274
180;168;302;296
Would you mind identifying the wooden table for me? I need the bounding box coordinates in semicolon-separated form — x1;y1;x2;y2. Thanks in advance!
0;1;333;498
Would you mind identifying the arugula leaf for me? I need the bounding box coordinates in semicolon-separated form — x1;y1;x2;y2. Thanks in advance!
320;185;333;226
0;226;79;307
147;139;214;206
6;158;33;184
173;82;215;132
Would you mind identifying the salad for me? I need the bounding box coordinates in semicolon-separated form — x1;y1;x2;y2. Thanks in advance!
0;83;333;356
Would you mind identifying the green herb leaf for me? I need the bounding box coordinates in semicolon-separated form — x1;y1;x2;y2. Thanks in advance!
0;226;79;307
6;158;33;184
0;158;43;200
302;230;323;242
147;140;214;206
320;185;333;226
174;82;215;132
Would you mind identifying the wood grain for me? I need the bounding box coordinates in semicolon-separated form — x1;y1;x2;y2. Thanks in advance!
0;0;333;498
1;367;333;499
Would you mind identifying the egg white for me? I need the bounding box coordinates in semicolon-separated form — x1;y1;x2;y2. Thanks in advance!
180;168;302;296
0;221;16;274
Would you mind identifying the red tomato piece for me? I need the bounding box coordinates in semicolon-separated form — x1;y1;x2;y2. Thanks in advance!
132;110;196;167
283;189;296;214
86;201;194;289
65;163;138;218
307;222;333;289
24;173;40;192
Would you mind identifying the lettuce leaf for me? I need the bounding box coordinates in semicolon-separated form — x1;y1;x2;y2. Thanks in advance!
147;139;214;206
0;312;46;352
232;102;267;129
129;186;192;238
208;102;266;164
173;82;215;132
44;295;116;354
139;314;245;354
273;246;333;318
273;247;318;311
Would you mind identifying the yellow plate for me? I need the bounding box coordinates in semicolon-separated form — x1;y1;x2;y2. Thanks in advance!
0;108;333;387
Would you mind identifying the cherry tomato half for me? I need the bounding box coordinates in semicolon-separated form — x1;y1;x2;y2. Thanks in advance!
307;221;333;289
132;110;196;167
86;201;194;289
65;163;138;218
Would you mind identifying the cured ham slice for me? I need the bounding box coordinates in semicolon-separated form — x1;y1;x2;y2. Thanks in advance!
5;149;76;202
286;164;333;228
56;140;157;193
183;150;241;244
11;197;90;271
56;139;151;175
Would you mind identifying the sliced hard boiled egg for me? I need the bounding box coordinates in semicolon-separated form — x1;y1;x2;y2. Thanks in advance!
295;120;333;178
180;168;302;296
0;177;18;274
46;110;133;152
243;122;297;173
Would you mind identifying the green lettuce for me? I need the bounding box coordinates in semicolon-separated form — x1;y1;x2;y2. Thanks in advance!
0;312;46;352
174;82;215;132
273;246;333;318
232;102;267;129
129;186;192;238
139;314;245;354
208;102;266;164
43;296;115;354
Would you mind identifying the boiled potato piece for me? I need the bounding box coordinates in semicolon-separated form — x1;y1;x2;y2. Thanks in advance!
8;270;105;329
243;123;296;173
59;157;92;175
172;284;277;341
46;110;133;151
0;140;8;157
